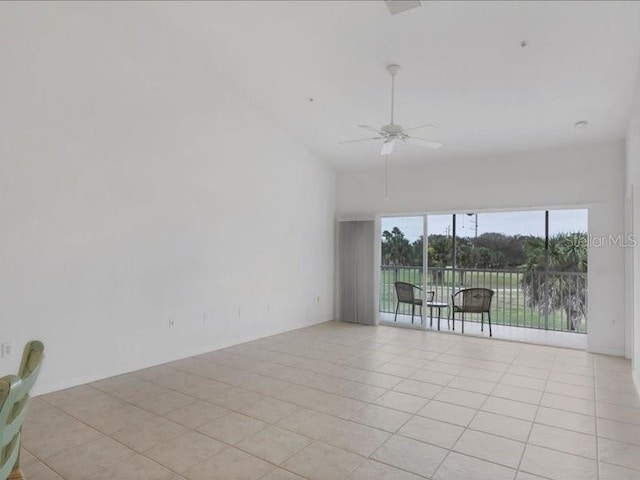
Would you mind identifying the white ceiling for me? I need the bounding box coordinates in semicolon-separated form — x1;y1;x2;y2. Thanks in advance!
4;1;640;170
157;0;640;169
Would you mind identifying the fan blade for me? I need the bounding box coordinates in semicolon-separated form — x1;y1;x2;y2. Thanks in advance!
357;125;382;134
405;136;443;150
380;139;394;156
404;124;438;132
339;137;382;144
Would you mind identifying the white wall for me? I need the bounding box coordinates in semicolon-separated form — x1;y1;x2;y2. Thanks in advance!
0;5;336;394
338;142;627;356
626;57;640;391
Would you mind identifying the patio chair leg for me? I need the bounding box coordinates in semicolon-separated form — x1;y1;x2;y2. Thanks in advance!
481;312;484;332
488;310;492;337
411;304;415;324
395;302;399;322
430;306;433;327
462;313;465;334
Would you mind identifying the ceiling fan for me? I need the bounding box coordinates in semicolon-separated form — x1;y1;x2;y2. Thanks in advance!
340;64;442;155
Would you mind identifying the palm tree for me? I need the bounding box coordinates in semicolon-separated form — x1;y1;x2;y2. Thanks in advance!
521;233;587;331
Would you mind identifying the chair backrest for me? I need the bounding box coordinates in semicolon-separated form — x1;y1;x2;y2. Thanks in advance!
426;291;435;302
453;288;494;313
0;341;44;479
395;282;416;303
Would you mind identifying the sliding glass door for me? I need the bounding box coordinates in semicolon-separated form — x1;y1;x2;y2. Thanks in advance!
379;216;426;328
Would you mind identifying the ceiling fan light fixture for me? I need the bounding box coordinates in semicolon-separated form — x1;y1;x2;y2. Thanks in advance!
381;140;394;156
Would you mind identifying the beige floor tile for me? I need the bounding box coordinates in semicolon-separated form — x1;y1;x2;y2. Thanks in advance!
84;454;175;480
599;462;640;480
346;459;423;480
260;469;306;480
507;365;549;380
22;460;65;480
426;361;465;376
354;371;403;389
184;447;273;480
282;441;364;480
371;434;448;477
165;400;230;429
374;390;429;414
433;452;516;480
83;402;155;435
459;367;504;382
597;402;640;426
447;376;496;394
469;411;532;442
197;412;267;445
179;378;233;403
500;373;547;391
481;397;538;421
240;375;292;396
398;415;464;448
598;437;640;471
597;418;640;445
535;407;595;435
597;389;640;409
22;406;102;459
410;368;455;385
516;473;547;480
492;384;542;405
145;431;226;473
237;425;311;465
45;436;133;480
548;371;594;388
540;393;594;415
137;390;196;416
545;381;594;400
239;397;300;424
520;445;597;480
433;387;487;409
349;404;411;432
277;408;344;439
417;400;477;426
374;362;419;378
208;387;264;410
453;429;524;468
320;420;390;456
334;381;387;402
112;416;187;453
528;424;596;459
392;379;443;399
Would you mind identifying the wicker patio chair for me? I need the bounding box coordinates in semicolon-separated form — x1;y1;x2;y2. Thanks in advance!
0;341;44;480
450;288;495;336
394;282;434;323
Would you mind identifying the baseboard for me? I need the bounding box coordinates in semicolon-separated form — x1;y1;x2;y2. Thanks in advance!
33;316;334;396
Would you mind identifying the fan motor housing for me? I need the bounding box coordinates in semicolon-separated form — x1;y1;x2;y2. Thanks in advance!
382;124;403;135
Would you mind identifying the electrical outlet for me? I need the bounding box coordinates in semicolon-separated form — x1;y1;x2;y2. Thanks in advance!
1;343;12;358
169;318;175;328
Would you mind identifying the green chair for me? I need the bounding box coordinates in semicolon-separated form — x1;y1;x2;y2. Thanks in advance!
0;341;44;480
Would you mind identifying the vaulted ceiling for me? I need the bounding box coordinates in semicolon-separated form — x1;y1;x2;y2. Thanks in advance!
4;1;640;170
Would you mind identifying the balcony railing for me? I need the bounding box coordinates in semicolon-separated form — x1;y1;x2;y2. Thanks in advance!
380;266;587;333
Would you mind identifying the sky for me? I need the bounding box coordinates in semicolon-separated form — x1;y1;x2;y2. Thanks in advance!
381;209;588;242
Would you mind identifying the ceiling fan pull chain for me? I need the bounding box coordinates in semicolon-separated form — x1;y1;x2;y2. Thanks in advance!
390;73;395;125
385;154;389;199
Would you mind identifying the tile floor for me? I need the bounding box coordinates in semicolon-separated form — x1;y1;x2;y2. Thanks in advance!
22;321;640;480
